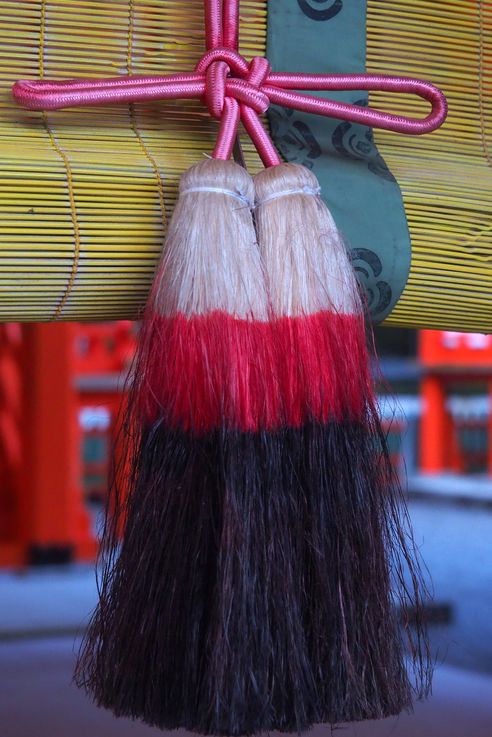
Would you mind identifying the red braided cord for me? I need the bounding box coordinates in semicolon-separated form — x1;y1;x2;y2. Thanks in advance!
12;1;448;167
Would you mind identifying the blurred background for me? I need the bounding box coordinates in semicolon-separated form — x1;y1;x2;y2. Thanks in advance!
0;321;491;737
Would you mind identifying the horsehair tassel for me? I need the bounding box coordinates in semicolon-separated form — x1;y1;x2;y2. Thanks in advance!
12;0;447;734
73;5;280;732
75;159;286;736
254;162;432;721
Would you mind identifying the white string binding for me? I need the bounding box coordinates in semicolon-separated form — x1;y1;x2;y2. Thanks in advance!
181;186;253;207
257;185;321;206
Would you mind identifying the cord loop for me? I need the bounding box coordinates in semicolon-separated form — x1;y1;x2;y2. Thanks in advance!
12;0;448;168
197;49;271;119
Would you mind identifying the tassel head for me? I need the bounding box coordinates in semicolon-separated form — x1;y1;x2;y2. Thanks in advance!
137;158;280;435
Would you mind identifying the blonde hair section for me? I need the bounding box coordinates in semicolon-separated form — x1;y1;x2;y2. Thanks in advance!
254;163;361;317
153;159;268;321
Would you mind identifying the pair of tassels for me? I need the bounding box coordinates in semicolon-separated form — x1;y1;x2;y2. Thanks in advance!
12;0;447;732
75;157;431;736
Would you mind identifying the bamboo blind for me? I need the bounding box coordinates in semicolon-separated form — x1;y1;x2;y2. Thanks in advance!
0;0;265;321
0;0;490;329
367;0;492;332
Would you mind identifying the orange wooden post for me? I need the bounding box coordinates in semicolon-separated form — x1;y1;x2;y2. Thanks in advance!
420;374;448;474
419;330;492;476
489;380;492;477
19;324;94;564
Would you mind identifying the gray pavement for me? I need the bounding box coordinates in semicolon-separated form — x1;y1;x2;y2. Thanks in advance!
408;473;492;505
0;566;97;639
0;636;491;737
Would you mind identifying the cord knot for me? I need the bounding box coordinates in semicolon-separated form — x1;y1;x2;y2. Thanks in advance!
196;48;271;120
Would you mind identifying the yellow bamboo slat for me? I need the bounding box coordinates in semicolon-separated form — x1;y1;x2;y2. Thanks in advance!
0;0;490;328
0;0;265;321
367;0;491;332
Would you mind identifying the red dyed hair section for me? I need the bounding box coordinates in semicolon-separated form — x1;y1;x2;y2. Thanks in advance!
138;310;373;433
